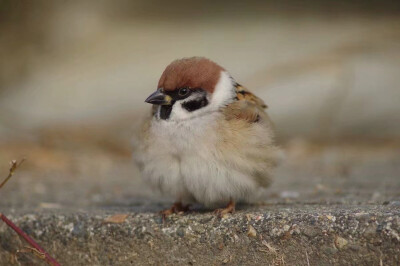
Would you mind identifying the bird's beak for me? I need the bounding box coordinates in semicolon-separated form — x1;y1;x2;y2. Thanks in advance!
145;89;172;105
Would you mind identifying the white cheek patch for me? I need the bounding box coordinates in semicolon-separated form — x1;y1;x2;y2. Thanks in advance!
170;102;190;120
168;71;235;121
169;93;201;120
210;71;236;110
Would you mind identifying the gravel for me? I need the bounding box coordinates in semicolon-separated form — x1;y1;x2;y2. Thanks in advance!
1;204;399;265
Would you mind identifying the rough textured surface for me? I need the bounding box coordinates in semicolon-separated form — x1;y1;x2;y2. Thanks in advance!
1;205;399;265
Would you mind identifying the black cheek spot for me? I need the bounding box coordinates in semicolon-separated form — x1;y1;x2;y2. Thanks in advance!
182;97;209;112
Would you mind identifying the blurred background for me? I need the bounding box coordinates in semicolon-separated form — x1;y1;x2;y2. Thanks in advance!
0;0;399;210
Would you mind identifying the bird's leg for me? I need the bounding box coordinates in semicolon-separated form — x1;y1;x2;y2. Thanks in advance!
161;202;190;219
214;199;235;217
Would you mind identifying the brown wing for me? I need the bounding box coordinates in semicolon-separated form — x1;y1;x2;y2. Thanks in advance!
219;85;278;189
235;83;267;109
223;84;270;123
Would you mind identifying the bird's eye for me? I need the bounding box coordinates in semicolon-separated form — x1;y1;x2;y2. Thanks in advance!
178;87;189;97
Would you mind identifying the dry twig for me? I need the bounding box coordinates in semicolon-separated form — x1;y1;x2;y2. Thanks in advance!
0;159;25;189
0;159;60;266
15;246;46;263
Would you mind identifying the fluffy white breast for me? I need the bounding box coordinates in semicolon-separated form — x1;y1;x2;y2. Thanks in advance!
142;111;220;204
150;111;219;154
146;112;259;206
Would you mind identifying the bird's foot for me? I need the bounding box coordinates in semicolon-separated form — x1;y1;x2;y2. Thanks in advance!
214;200;235;218
161;202;190;221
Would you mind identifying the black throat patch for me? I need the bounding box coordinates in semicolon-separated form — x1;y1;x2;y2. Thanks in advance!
159;104;174;120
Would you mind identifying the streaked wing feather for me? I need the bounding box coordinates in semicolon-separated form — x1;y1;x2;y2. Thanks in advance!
223;84;270;123
235;84;267;109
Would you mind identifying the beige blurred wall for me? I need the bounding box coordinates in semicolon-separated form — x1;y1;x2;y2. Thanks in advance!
0;0;399;139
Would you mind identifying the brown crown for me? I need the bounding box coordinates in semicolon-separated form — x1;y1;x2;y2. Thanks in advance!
158;57;225;93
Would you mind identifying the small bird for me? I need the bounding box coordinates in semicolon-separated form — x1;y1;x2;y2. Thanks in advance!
133;57;279;217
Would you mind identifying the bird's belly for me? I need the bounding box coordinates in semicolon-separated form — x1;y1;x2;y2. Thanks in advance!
180;153;258;207
144;152;258;206
141;152;193;202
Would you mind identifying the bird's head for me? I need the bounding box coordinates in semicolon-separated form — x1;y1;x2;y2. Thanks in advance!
145;57;236;121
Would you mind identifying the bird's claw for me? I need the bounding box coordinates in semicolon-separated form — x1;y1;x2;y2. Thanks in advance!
160;202;190;222
214;200;235;218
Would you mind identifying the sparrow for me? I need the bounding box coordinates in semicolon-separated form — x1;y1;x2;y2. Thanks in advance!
132;57;279;217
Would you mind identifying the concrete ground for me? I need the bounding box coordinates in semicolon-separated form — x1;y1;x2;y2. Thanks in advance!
1;204;399;265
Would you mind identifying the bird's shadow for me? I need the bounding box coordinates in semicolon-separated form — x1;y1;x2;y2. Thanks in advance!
96;198;258;215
